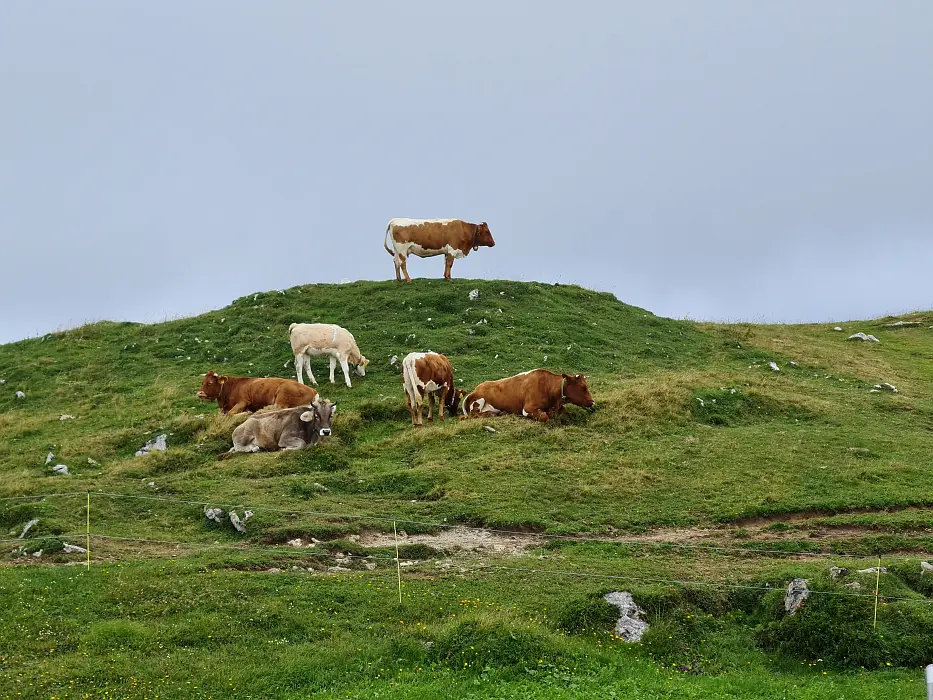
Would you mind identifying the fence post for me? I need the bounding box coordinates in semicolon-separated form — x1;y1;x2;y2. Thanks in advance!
872;556;881;629
393;521;402;604
86;492;90;571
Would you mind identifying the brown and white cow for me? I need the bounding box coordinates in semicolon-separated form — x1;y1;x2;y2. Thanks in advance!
197;370;319;415
462;369;594;421
383;218;496;282
401;351;467;427
217;399;336;459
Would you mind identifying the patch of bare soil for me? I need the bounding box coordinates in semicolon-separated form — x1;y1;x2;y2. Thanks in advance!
358;526;542;555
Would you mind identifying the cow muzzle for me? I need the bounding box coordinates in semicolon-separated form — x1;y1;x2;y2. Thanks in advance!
319;428;332;437
197;391;207;398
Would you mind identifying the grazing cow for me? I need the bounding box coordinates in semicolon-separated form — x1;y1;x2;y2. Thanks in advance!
289;323;370;388
383;218;496;282
197;370;319;415
462;369;594;421
217;399;336;459
401;352;467;427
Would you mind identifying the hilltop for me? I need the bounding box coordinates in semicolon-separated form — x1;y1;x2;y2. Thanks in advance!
1;279;932;698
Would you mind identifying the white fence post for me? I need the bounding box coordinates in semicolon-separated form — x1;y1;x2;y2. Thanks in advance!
926;664;933;700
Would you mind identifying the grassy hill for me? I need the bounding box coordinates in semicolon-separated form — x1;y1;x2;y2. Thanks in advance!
1;279;932;698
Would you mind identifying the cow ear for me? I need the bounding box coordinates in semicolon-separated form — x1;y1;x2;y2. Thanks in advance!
299;411;315;422
330;404;337;417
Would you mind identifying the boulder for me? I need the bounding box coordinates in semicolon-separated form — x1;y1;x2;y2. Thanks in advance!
784;578;810;615
204;507;225;523
847;333;880;343
18;519;39;539
829;566;849;580
51;464;69;475
135;434;167;456
603;591;649;642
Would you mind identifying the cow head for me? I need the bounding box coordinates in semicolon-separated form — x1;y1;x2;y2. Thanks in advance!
301;399;337;441
473;222;495;250
355;355;370;377
198;370;226;400
561;373;595;409
446;387;468;412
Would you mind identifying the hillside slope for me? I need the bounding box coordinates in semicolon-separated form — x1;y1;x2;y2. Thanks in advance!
1;279;931;540
3;280;933;698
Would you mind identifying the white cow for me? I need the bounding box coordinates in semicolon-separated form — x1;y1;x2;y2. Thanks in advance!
289;323;370;388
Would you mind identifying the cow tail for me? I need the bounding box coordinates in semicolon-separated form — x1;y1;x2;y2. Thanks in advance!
383;224;395;256
216;450;235;461
288;322;298;335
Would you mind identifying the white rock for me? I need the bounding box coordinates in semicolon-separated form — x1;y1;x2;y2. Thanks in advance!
847;332;880;343
135;434;167;456
59;414;75;421
873;383;897;393
784;578;810;615
833;327;843;332
229;512;247;533
313;482;328;491
62;543;87;554
204;507;225;523
147;481;156;487
328;565;350;573
0;379;5;384
603;591;649;642
45;452;54;465
468;289;480;300
266;567;282;574
829;566;849;580
769;362;780;372
884;321;920;328
18;519;39;539
920;561;933;575
484;425;497;433
856;567;887;574
51;464;69;475
32;550;43;558
364;561;377;571
87;457;99;466
845;581;861;590
15;391;25;399
390;355;398;366
287;538;304;548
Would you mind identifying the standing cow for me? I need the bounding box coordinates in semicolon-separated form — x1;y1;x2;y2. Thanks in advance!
383;218;495;282
217;399;336;459
462;369;594;421
401;351;466;427
289;323;370;388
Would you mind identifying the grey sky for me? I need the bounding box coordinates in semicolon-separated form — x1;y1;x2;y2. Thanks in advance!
2;2;931;344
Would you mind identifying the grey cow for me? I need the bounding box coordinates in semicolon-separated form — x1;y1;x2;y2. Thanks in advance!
217;399;336;459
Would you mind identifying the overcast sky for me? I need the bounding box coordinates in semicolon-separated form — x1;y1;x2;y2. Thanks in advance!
2;2;931;344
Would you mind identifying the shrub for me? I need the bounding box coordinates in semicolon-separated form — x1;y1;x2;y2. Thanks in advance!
552;594;618;635
430;615;551;673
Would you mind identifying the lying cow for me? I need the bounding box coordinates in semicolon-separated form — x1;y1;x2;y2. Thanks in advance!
198;370;319;415
217;399;336;459
383;218;496;282
401;351;467;427
462;369;594;421
289;323;370;388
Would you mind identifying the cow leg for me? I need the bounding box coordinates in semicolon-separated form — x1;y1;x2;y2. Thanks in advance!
231;442;261;454
294;355;305;384
329;356;337;384
438;386;449;421
303;355;318;385
339;357;353;388
405;391;417;427
444;254;454;280
523;403;550;421
279;436;307;450
400;255;412;283
227;401;249;415
393;254;402;282
427;392;435;423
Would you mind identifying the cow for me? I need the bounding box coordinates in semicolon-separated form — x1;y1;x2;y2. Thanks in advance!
197;370;318;415
383;218;496;283
462;369;595;421
217;399;336;459
289;323;370;388
401;351;467;427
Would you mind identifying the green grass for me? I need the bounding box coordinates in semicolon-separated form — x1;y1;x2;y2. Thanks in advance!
1;279;932;697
